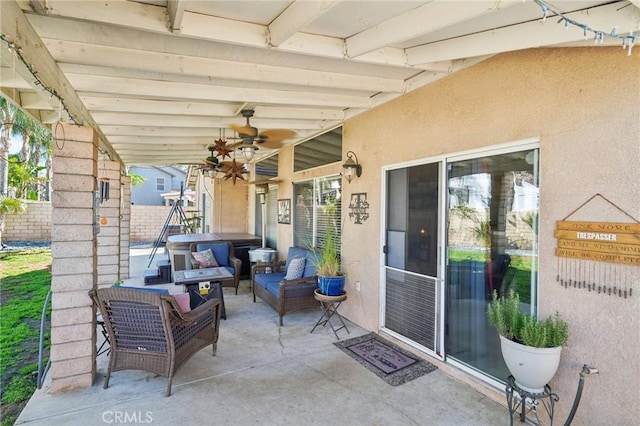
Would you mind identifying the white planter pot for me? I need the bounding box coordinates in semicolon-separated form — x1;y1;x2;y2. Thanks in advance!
499;335;562;394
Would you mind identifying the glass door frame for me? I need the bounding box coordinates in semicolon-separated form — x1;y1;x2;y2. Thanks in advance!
379;137;540;383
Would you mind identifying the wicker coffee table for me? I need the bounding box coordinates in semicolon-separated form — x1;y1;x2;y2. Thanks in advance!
174;267;232;319
310;289;349;340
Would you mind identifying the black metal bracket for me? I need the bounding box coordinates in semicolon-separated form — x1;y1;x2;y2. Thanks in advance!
506;375;559;425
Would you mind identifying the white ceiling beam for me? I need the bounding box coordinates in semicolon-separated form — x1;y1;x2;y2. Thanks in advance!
80;97;345;121
166;0;185;33
92;112;326;130
29;0;48;14
43;39;405;93
19;91;54;110
1;0;120;163
25;1;422;69
101;126;220;137
32;0;168;34
66;74;372;109
268;0;340;47
346;0;520;58
406;2;640;65
109;136;215;145
81;97;238;116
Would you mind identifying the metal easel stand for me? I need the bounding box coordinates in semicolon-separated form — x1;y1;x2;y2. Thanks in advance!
506;375;559;426
147;187;193;267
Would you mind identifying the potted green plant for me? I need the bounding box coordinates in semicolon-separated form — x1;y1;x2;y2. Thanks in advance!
313;227;345;296
488;290;568;393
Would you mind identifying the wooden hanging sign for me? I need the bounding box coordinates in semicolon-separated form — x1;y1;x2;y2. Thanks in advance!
554;229;640;245
554;194;639;299
555;221;640;234
554;247;640;266
554;221;640;265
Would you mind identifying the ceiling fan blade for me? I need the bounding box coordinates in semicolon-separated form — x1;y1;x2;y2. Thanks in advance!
230;124;258;138
257;129;297;149
225;141;243;149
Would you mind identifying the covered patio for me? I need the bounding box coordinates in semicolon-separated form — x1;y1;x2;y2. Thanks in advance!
2;1;639;425
17;245;506;425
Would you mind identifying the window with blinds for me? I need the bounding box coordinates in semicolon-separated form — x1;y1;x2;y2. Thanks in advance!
293;176;341;251
254;155;278;248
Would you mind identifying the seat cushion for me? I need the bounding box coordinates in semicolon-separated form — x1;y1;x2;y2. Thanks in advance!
285;247;309;271
196;243;229;267
191;248;218;268
303;250;317;278
254;272;286;297
118;285;169;295
173;293;191;312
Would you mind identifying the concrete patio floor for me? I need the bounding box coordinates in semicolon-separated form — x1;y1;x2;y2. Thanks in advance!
17;246;509;425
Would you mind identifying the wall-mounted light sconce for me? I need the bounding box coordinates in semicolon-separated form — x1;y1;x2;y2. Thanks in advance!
239;144;258;162
342;151;362;184
256;183;269;205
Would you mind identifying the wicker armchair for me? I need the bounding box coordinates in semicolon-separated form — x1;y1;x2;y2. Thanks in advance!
89;287;222;396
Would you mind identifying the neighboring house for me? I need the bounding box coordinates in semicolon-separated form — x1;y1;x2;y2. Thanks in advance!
129;166;191;206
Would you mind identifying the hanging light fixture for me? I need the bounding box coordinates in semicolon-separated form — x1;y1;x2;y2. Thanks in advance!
342;151;362;184
238;143;258;162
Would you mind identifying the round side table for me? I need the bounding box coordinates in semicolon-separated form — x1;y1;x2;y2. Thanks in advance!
310;289;350;340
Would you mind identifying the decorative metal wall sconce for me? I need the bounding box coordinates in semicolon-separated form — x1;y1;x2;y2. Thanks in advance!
348;192;369;224
342;151;362;184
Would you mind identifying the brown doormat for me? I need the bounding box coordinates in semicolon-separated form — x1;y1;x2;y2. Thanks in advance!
334;333;437;386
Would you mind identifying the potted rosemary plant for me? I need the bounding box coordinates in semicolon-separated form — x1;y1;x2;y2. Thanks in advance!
488;290;569;393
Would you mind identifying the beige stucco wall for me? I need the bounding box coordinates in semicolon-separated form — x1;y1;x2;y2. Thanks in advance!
252;47;639;424
332;47;638;424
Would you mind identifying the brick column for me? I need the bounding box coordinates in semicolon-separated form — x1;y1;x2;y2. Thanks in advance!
50;124;98;393
120;175;131;280
97;160;122;288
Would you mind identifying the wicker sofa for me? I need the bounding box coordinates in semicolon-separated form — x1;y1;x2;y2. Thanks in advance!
89;286;222;396
251;246;318;326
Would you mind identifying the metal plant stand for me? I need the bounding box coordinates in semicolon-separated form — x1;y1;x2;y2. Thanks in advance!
506;375;559;425
310;289;349;340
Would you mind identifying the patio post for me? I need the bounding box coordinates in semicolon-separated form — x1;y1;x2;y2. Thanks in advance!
50;123;99;392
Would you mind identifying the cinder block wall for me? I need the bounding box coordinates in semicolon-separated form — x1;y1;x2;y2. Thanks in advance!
3;204;175;243
3;201;52;241
129;205;175;241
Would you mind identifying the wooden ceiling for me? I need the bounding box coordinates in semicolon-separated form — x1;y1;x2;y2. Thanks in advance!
1;0;638;167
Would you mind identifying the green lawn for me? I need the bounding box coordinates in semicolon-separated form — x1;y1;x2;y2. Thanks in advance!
0;249;51;426
448;249;534;303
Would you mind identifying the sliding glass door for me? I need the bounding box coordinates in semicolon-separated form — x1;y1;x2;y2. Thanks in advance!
445;148;539;381
382;144;539;383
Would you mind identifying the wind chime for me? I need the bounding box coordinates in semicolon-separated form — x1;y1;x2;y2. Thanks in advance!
98;153;110;225
554;194;639;299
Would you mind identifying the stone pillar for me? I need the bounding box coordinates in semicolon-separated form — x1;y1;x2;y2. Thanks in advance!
120;175;131;280
97;160;122;288
50;124;98;393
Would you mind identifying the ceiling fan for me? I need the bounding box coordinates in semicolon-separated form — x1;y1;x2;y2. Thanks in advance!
229;108;297;151
195;144;249;185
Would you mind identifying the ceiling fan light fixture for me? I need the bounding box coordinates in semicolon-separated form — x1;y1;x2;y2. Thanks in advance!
239;144;258;162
